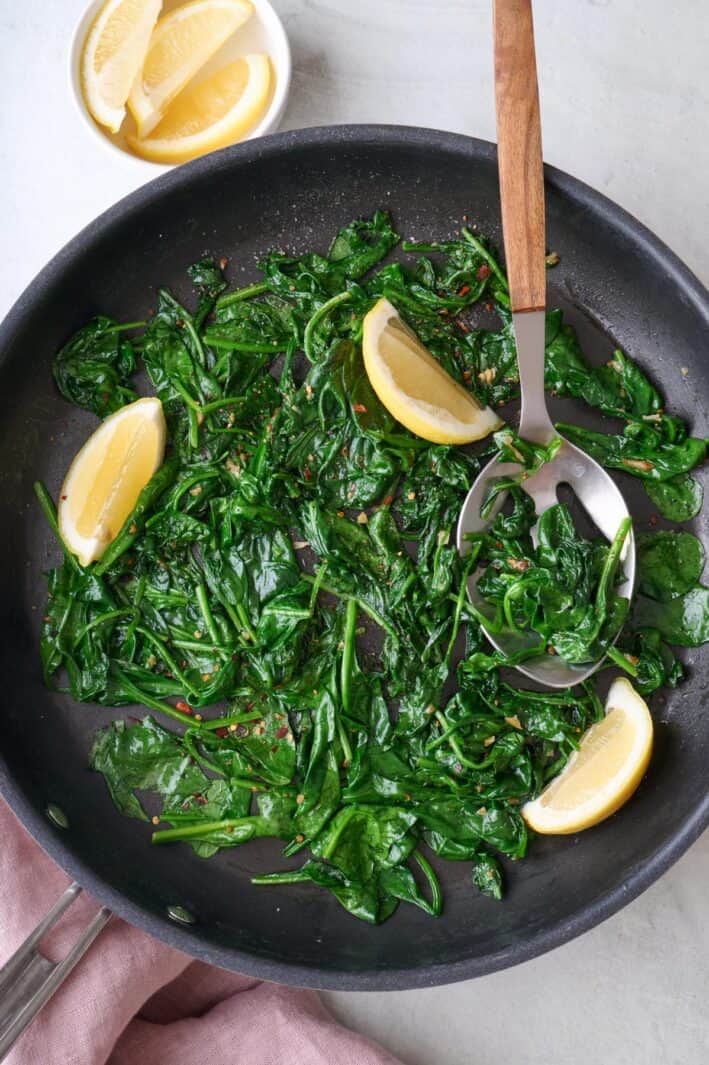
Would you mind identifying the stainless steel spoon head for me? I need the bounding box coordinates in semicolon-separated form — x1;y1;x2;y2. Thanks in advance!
455;310;635;687
456;434;636;687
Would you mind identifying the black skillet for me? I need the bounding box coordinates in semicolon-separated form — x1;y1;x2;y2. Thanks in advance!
0;126;707;991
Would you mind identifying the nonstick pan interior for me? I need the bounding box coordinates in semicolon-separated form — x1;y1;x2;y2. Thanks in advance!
0;126;707;990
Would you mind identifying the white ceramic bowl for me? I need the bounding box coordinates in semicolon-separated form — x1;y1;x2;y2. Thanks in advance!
69;0;292;173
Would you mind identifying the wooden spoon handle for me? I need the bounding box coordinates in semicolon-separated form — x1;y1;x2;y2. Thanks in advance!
493;0;546;313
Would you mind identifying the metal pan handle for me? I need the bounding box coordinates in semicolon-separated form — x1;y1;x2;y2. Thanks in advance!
0;883;111;1061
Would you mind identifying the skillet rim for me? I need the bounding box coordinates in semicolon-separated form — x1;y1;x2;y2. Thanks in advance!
0;124;707;990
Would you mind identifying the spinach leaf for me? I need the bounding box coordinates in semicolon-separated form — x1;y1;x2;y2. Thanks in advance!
633;587;709;647
637;531;705;600
557;421;706;482
54;318;138;416
90;718;207;820
644;474;704;522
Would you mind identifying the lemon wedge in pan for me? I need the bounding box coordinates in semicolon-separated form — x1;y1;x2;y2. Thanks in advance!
522;677;654;835
362;298;502;444
58;397;166;567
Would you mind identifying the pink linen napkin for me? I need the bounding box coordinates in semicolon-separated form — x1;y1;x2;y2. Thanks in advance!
0;799;403;1065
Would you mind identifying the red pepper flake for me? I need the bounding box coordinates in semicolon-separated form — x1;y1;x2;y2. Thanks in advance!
380;494;394;507
458;284;471;296
60;494;68;501
484;301;494;313
215;726;229;738
476;264;491;280
303;465;312;481
456;320;470;333
353;403;367;413
176;700;193;714
275;726;289;739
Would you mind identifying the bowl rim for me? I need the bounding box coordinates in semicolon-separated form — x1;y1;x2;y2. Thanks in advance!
68;0;293;173
0;124;707;990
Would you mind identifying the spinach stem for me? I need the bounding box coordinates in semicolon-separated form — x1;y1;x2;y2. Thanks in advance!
122;575;146;649
199;395;246;416
340;599;357;716
187;408;199;448
461;227;509;290
159;288;207;366
337;599;357;766
301;573;397;639
196;581;224;646
321;807;358;860
116;673;200;728
168;469;221;509
74;609;133;645
303;291;352;362
135;626;201;700
200;710;262;730
605;644;639;676
308;562;329;615
433;710;489;770
216;281;269;308
412;850;442;916
152;817;258;844
33;482;81;573
445;547;480;664
104;321;146;333
182;731;225;775
203;336;282;354
169;380;202;411
595;517;632;618
252;869;310;886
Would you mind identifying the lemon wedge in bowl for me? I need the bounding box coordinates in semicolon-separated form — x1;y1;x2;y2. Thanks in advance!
128;0;254;139
362;298;502;444
128;54;271;163
522;677;654;835
58;397;166;567
81;0;163;133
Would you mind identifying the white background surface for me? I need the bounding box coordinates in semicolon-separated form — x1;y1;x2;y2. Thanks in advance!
1;1;708;1062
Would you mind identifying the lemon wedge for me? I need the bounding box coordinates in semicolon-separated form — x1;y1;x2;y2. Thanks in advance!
128;54;271;163
362;298;502;444
522;677;654;835
128;0;254;139
81;0;163;133
58;398;166;567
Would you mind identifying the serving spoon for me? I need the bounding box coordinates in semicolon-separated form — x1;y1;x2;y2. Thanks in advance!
456;0;635;687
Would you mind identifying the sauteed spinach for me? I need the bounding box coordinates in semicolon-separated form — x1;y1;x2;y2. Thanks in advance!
36;213;708;923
